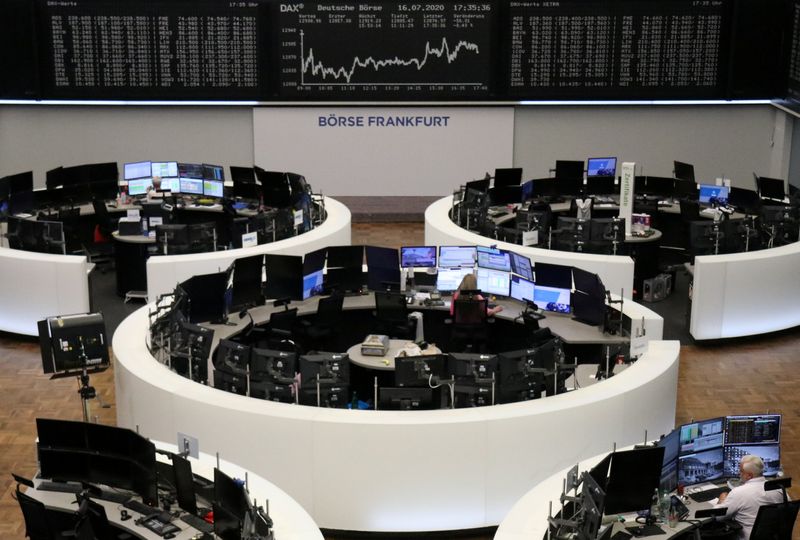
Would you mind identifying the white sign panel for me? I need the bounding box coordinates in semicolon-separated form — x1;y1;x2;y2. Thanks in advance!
619;162;636;236
253;107;514;196
241;231;258;248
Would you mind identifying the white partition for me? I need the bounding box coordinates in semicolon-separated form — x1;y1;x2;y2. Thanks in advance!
690;242;800;340
146;196;351;300
114;303;678;533
0;248;91;335
425;196;635;299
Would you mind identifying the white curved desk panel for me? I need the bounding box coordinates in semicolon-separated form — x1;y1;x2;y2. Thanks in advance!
690;242;800;339
114;303;678;533
145;196;351;300
0;248;91;335
425;196;635;299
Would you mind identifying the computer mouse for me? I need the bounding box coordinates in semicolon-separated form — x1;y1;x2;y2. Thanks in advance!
163;533;176;539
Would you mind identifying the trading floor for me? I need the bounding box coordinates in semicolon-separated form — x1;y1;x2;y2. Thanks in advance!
0;222;798;540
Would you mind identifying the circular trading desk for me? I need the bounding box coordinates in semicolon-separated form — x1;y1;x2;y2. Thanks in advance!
142;196;350;301
425;196;637;299
114;291;678;534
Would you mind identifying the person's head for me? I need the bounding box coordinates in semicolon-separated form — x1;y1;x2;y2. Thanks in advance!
458;273;477;292
739;455;764;481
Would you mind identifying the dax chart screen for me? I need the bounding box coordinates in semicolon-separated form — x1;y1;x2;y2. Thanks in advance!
277;1;497;99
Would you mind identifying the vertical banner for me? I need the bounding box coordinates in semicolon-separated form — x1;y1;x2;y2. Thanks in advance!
619;162;636;236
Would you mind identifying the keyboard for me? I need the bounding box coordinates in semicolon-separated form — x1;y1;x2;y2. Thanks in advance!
95;489;132;504
181;513;214;533
690;486;729;502
124;498;159;516
38;481;82;494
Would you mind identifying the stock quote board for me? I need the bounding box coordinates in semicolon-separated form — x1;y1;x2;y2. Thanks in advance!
505;0;731;100
276;1;498;99
36;0;269;100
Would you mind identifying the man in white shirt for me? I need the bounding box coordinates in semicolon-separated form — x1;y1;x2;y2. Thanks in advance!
716;455;785;540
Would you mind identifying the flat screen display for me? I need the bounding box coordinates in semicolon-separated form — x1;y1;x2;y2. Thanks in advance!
151;161;178;178
724;414;781;445
124;161;151;181
698;184;729;205
758;176;785;200
510;275;534;303
509;252;533;280
203;180;224;198
586;157;617;178
438;246;476;268
723;444;780;477
476;267;510;297
476;246;511;272
534;262;572;289
302;269;324;300
180;178;204;195
203;164;225;181
127;178;153;196
436;267;474;293
160;177;181;193
400;246;437;268
533;285;570;313
494;167;522;188
178;162;205;179
677;447;724;486
679;417;724;454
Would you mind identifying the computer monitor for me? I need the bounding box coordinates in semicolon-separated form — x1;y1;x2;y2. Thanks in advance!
465;178;490;193
180;177;204;196
159;177;181;194
151;161;178;178
155;223;189;253
298;352;350;406
438;245;476;268
723;444;781;477
658;429;681;492
436;267;473;293
555;160;584;182
178;162;205;179
675;179;698;200
365;245;399;270
571;291;605;326
476;267;510;297
674;161;696;183
494;167;523;188
698;184;730;205
677;447;724;486
585;176;616;195
498;348;543;403
757;176;786;200
203;179;224;198
520;179;535;202
509;252;533;280
127;178;153;196
213;468;247;540
394;354;447;387
250;348;296;381
448;352;498;379
264;254;303;301
179;272;228;323
124;161;151;181
379;387;436;410
534;285;570;313
586;157;616;178
679;417;724;454
724;414;781;445
643;176;674;198
476;246;511;272
230;254;265;311
38;313;109;375
327;245;363;269
510;275;535;303
172;453;198;515
535;262;572;289
530;178;560;198
203;164;225;181
400;246;437;268
603;447;665;514
230;166;256;184
728;187;760;213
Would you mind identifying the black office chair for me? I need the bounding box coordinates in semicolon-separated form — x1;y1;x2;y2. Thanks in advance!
374;290;415;339
299;293;344;351
83;200;115;272
14;485;72;540
266;307;298;349
450;293;489;353
750;500;800;540
76;497;133;540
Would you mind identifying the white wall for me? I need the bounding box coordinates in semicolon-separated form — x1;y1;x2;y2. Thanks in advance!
513;105;791;189
0;106;255;186
0;103;791;192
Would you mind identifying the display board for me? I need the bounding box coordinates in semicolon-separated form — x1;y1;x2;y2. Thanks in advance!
506;0;729;99
277;1;496;99
35;0;268;99
0;0;791;101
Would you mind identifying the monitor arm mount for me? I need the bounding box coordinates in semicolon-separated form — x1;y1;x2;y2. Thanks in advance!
418;359;457;409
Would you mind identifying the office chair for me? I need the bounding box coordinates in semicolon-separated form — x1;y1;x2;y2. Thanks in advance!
374;290;415;339
56;207;81;253
749;500;800;540
14;484;73;540
266;307;298;349
449;293;489;353
83;200;115;272
77;497;133;540
299;293;344;351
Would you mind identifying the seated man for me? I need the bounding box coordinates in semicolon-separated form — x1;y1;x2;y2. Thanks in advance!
716;455;785;540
